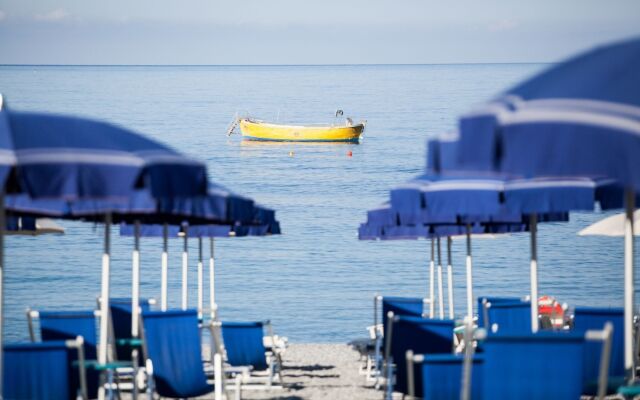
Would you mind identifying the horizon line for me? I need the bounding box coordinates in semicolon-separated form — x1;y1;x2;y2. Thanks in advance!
0;61;553;67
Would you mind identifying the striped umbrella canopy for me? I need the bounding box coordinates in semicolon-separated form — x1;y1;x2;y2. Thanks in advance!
0;99;210;397
450;39;640;379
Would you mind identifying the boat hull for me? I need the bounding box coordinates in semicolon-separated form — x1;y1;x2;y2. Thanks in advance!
239;119;364;142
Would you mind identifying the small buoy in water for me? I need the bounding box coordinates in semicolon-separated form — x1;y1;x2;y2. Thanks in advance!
289;151;294;157
347;151;353;157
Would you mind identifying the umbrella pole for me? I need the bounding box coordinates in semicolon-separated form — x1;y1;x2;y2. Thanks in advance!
209;238;216;320
530;214;539;333
131;220;141;400
429;238;435;318
447;236;454;320
0;192;5;398
197;237;203;321
161;223;168;311
465;223;474;323
182;228;188;310
624;188;635;381
437;237;444;319
97;213;112;400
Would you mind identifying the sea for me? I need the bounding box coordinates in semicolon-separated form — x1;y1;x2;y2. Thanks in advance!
0;64;634;343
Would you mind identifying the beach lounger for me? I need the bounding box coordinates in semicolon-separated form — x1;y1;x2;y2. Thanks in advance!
405;352;483;400
4;338;88;400
217;320;283;389
384;313;455;399
482;299;532;334
480;325;613;400
573;307;624;394
477;296;523;329
141;309;233;399
106;297;155;363
26;309;101;399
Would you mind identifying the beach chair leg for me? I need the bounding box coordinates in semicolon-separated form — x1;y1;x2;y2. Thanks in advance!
145;359;155;400
214;353;223;400
234;374;242;400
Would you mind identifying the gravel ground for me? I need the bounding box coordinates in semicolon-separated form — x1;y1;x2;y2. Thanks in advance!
237;343;380;400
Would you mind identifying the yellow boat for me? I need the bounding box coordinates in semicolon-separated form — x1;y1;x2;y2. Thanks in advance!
228;114;365;143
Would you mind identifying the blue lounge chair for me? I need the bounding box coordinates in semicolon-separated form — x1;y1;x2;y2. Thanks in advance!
27;309;100;399
406;352;484;400
108;297;155;363
141;309;229;399
573;307;624;394
482;300;532;334
477;296;523;328
385;313;455;398
218;320;283;388
481;326;613;400
4;338;88;400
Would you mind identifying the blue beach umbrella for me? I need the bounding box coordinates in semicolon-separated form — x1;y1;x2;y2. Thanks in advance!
0;99;209;397
452;38;640;378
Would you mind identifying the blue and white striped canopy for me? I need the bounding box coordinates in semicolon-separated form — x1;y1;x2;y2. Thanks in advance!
0;105;208;199
455;37;640;190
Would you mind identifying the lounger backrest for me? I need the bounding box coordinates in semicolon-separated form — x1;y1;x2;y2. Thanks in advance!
482;332;585;400
486;301;531;334
391;315;455;395
382;297;426;353
142;309;212;398
419;354;484;400
220;321;268;370
477;296;522;328
573;307;624;387
109;297;152;362
38;311;99;399
4;341;73;400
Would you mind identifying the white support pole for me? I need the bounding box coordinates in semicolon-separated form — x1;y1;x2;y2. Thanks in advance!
447;236;454;320
131;221;141;338
530;214;539;333
98;213;112;400
197;237;203;321
209;238;216;319
161;223;168;311
624;188;635;381
0;192;5;398
465;224;474;324
437;237;444;319
429;238;435;318
131;220;141;400
181;228;188;310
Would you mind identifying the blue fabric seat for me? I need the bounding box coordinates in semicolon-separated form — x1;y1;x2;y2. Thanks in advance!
389;315;455;395
142;309;213;398
382;297;427;352
4;341;79;400
477;296;522;328
485;300;532;334
573;307;624;394
220;321;269;370
109;297;153;363
417;354;484;400
37;311;99;399
482;332;585;400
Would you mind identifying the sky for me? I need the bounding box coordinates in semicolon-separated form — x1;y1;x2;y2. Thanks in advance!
0;0;639;65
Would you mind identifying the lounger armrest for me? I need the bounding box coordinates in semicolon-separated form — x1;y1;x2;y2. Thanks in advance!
116;338;144;347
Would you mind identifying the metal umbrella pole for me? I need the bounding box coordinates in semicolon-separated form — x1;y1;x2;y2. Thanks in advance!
130;220;141;400
437;237;444;319
529;214;539;333
97;213;112;400
161;223;168;311
209;238;216;320
624;189;636;381
429;238;435;318
446;236;454;319
181;227;189;310
197;236;203;321
465;223;474;323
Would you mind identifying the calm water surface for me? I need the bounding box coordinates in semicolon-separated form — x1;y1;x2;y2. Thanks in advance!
0;64;635;342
